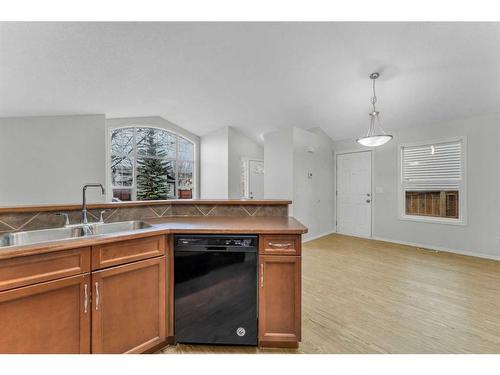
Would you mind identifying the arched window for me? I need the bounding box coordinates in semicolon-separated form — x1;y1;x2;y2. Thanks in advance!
110;126;194;201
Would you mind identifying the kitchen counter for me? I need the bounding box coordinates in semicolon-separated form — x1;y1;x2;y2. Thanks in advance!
0;216;307;260
146;215;306;233
0;214;305;352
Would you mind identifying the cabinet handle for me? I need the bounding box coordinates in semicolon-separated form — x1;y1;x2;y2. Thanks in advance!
268;242;291;248
260;263;264;288
95;282;100;310
83;284;88;313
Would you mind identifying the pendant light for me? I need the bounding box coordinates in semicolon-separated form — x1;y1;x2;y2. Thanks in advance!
356;72;393;147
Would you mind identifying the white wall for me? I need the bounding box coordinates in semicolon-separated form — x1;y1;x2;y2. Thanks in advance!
106;116;201;199
265;127;334;239
294;127;335;239
200;127;229;199
0;114;106;205
264;128;294;201
228;127;264;199
201;126;263;199
333;113;500;259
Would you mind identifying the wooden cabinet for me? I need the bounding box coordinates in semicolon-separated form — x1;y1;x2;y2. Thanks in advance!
0;274;91;354
0;230;302;352
258;233;302;348
0;234;168;354
91;256;166;354
258;255;301;348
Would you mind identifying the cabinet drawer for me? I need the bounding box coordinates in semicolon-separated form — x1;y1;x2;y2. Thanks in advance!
0;247;90;292
92;235;165;270
259;235;301;256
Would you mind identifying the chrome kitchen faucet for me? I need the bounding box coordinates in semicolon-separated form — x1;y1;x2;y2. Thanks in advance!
82;184;105;229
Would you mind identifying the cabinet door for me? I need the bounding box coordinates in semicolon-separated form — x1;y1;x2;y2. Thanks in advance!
0;274;91;354
92;256;166;354
258;255;301;347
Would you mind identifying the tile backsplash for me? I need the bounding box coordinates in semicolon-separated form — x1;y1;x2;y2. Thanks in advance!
0;203;288;234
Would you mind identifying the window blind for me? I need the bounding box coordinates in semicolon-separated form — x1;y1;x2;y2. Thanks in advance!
402;140;463;191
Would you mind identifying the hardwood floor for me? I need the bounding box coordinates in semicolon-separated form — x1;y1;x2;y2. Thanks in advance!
159;233;500;354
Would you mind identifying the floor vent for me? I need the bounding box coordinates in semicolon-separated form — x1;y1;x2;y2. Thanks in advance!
417;247;439;254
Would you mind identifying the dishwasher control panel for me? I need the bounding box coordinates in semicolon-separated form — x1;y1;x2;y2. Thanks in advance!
175;235;257;250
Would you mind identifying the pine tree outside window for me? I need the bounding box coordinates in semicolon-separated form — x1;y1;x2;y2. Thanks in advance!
110;126;194;201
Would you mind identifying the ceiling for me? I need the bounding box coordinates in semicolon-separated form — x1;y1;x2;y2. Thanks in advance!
1;22;499;142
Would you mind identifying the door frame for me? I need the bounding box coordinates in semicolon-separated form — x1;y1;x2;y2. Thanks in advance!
334;149;374;238
242;157;264;199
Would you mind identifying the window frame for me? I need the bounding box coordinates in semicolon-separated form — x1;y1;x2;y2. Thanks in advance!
108;125;196;201
397;136;467;226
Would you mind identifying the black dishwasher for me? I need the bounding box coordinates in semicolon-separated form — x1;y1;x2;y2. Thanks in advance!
174;234;258;346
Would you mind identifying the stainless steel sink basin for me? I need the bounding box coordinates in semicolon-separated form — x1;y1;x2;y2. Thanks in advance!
89;220;152;235
0;221;152;248
0;226;86;247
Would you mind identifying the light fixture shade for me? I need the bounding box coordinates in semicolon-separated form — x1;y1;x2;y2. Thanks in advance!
356;134;393;147
357;72;393;148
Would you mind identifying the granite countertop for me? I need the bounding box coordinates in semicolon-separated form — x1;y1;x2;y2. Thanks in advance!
0;216;307;260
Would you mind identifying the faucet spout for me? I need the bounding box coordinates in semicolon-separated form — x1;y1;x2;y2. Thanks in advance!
82;183;105;226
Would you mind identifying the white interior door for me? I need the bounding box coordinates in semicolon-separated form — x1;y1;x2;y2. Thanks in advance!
336;151;372;237
248;160;264;199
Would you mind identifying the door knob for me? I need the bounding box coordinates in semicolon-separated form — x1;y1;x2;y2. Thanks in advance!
366;199;371;203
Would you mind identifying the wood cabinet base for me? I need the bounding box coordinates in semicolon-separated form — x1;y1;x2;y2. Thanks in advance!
0;232;304;353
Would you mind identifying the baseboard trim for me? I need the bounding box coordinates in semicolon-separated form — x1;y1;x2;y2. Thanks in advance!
302;230;336;243
329;231;500;261
371;235;500;261
259;340;299;349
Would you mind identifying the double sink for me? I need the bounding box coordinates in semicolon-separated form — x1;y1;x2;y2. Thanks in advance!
0;221;152;248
